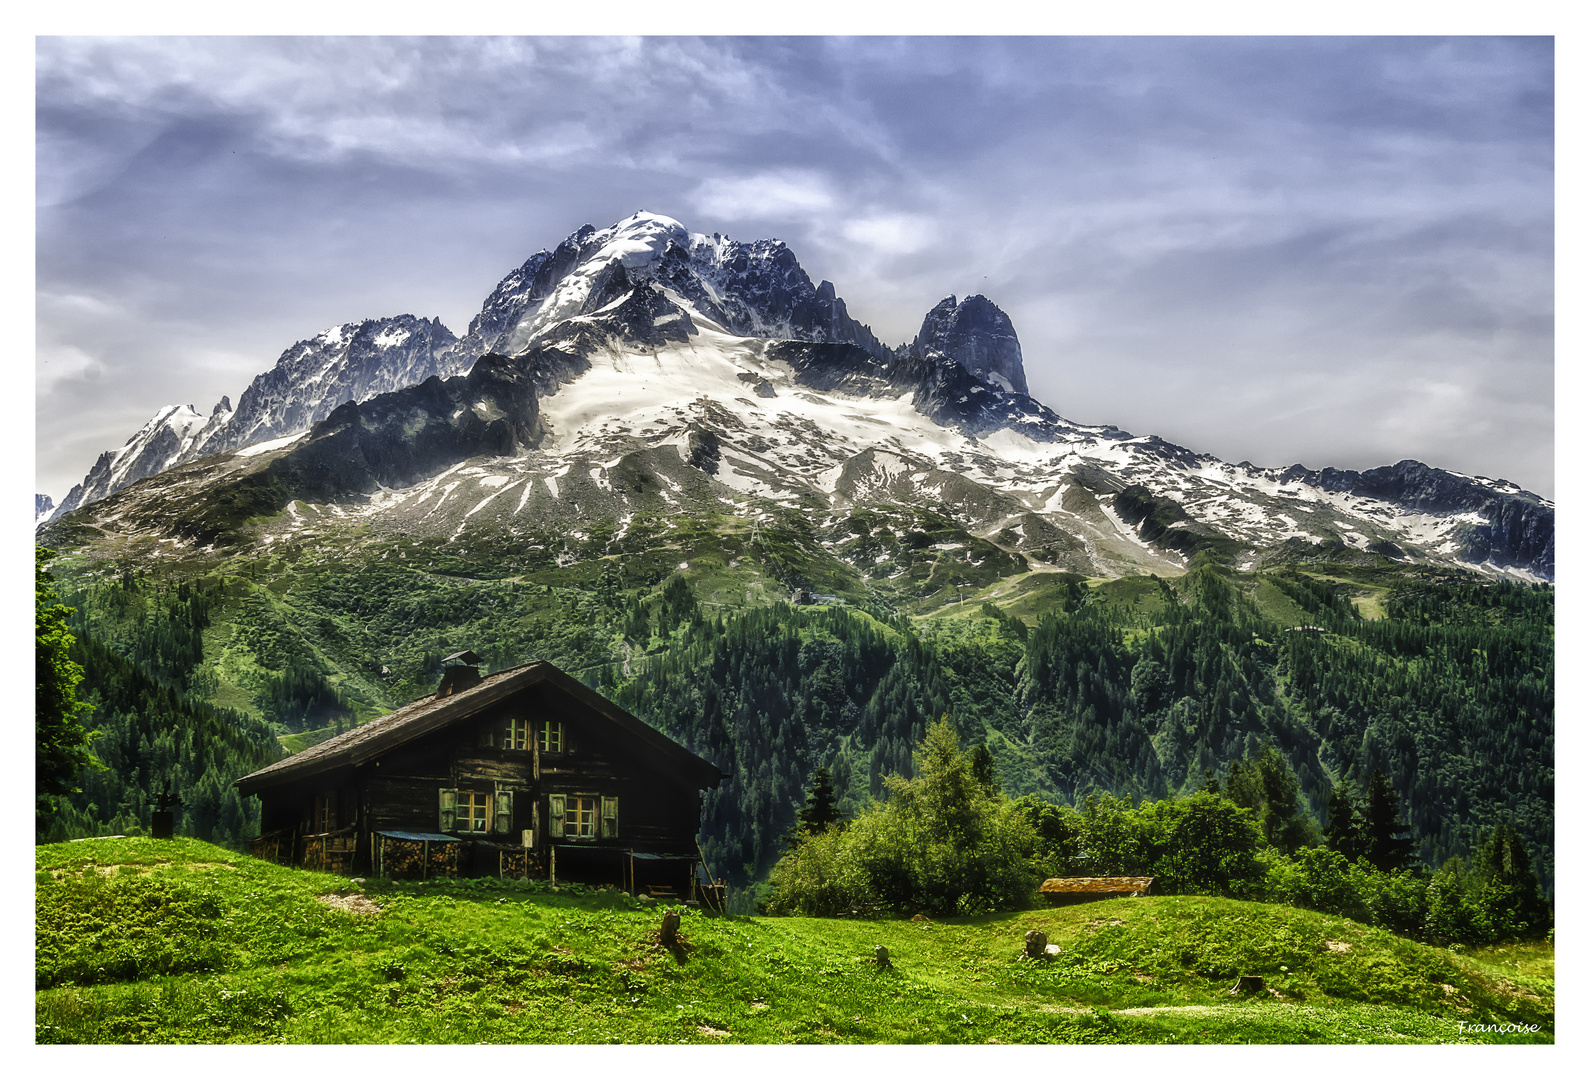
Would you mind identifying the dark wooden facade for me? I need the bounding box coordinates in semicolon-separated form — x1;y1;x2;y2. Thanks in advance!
237;662;723;899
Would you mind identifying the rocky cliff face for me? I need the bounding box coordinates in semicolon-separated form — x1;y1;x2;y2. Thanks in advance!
191;314;460;458
1261;458;1554;579
910;294;1028;395
49;315;458;519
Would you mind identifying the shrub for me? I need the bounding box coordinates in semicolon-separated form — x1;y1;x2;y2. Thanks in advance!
765;718;1044;916
1142;791;1266;898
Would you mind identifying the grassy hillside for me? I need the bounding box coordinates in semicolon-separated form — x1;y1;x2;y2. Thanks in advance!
36;838;1551;1045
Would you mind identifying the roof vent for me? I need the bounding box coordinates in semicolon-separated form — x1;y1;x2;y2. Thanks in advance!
437;650;484;698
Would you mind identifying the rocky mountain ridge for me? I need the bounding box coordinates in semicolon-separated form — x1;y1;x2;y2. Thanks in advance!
41;211;1553;582
51;315;460;519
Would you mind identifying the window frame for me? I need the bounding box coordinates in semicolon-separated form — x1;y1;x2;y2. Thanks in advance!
456;790;492;834
538;719;565;754
503;716;532;751
564;794;597;839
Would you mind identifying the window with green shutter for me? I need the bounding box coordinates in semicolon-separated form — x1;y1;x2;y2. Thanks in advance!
600;796;619;838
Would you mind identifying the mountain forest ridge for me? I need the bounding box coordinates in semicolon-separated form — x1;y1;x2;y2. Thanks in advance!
41;210;1552;582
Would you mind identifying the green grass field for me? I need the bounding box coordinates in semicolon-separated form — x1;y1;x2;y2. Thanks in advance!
35;838;1552;1045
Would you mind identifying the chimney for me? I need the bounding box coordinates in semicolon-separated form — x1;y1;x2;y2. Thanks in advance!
436;650;484;697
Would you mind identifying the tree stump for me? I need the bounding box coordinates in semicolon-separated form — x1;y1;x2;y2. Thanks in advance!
1229;975;1267;995
661;910;681;948
1024;929;1049;960
874;945;891;968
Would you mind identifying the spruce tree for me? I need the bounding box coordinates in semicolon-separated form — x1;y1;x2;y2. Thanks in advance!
796;765;841;834
1363;770;1416;872
36;547;102;833
1473;821;1549;936
1325;779;1368;862
1223;743;1316;853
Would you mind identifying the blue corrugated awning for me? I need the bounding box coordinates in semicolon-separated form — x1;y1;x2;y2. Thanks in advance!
376;831;462;843
550;846;695;860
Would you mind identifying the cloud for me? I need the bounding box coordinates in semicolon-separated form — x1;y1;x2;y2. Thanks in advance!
840;214;936;255
691;170;838;221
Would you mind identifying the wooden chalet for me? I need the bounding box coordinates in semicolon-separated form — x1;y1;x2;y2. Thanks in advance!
236;659;724;902
1039;876;1155;905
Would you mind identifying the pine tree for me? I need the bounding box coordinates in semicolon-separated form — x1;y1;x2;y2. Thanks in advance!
1325;779;1368;862
1363;770;1416;873
1473;821;1549;937
795;765;842;834
1223;743;1316;854
36;547;102;832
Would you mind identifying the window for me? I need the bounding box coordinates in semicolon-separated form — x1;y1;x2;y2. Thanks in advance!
565;796;596;838
504;717;532;750
548;794;616;840
538;720;564;753
457;791;491;833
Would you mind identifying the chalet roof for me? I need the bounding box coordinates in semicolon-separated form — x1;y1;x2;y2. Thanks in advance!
235;661;723;796
1039;876;1154;894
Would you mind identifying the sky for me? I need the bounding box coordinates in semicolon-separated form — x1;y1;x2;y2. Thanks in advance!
35;35;1555;502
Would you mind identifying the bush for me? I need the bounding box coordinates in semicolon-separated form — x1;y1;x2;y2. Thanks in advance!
1142;792;1266;898
763;826;870;916
766;718;1045;916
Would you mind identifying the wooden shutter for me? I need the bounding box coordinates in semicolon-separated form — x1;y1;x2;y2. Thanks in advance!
533;743;540;781
438;788;456;832
548;794;565;839
494;784;513;834
600;796;619;839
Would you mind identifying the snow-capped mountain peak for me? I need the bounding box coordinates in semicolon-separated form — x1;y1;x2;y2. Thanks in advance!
499;212;691;352
48;315;459;520
51;403;211;518
41;211;1552;582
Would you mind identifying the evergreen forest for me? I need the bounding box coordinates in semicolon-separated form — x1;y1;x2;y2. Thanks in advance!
36;540;1552;909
